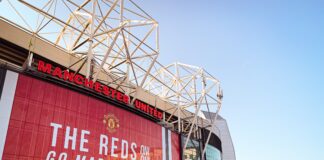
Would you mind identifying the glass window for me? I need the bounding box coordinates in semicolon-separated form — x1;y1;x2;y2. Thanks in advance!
182;136;201;160
206;144;221;160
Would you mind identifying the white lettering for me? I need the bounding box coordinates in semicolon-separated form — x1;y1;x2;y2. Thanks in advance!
76;155;97;160
80;130;90;152
58;152;67;160
99;134;108;155
76;155;86;160
46;151;56;160
46;151;68;160
111;137;119;158
131;142;137;160
64;126;77;150
121;140;128;159
140;145;150;160
50;123;62;147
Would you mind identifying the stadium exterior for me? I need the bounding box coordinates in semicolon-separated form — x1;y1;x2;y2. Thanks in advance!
0;1;235;160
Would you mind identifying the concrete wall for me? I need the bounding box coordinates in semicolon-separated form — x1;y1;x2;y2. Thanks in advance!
213;116;236;160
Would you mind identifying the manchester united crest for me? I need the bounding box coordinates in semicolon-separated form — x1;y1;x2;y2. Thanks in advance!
103;114;120;133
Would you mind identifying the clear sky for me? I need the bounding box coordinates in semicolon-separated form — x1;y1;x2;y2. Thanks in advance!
1;0;324;159
137;0;324;160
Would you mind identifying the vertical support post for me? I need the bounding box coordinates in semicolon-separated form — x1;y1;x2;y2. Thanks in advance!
201;86;223;159
156;24;159;52
175;62;181;133
183;70;206;153
86;0;97;79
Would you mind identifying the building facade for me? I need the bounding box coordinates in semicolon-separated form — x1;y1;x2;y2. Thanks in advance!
0;1;235;159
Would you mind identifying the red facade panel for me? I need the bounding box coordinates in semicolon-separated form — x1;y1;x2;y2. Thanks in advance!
171;132;181;160
2;74;163;160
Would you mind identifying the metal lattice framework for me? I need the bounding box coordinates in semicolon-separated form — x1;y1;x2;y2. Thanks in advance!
1;0;223;157
4;0;160;96
144;62;223;155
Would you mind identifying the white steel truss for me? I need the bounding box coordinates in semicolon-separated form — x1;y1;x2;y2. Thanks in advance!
3;0;160;97
1;0;223;158
143;62;223;157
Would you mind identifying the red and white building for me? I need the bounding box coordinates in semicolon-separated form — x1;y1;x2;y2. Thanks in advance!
0;0;235;159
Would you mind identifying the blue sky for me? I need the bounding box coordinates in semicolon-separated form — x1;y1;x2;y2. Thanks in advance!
1;0;324;159
137;0;324;160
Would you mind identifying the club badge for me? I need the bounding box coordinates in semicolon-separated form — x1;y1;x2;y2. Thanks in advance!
103;113;120;133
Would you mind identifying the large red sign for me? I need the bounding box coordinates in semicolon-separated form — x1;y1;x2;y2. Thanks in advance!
37;60;163;120
171;133;181;160
2;74;163;160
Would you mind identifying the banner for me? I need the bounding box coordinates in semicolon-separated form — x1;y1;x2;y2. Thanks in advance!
2;74;163;160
